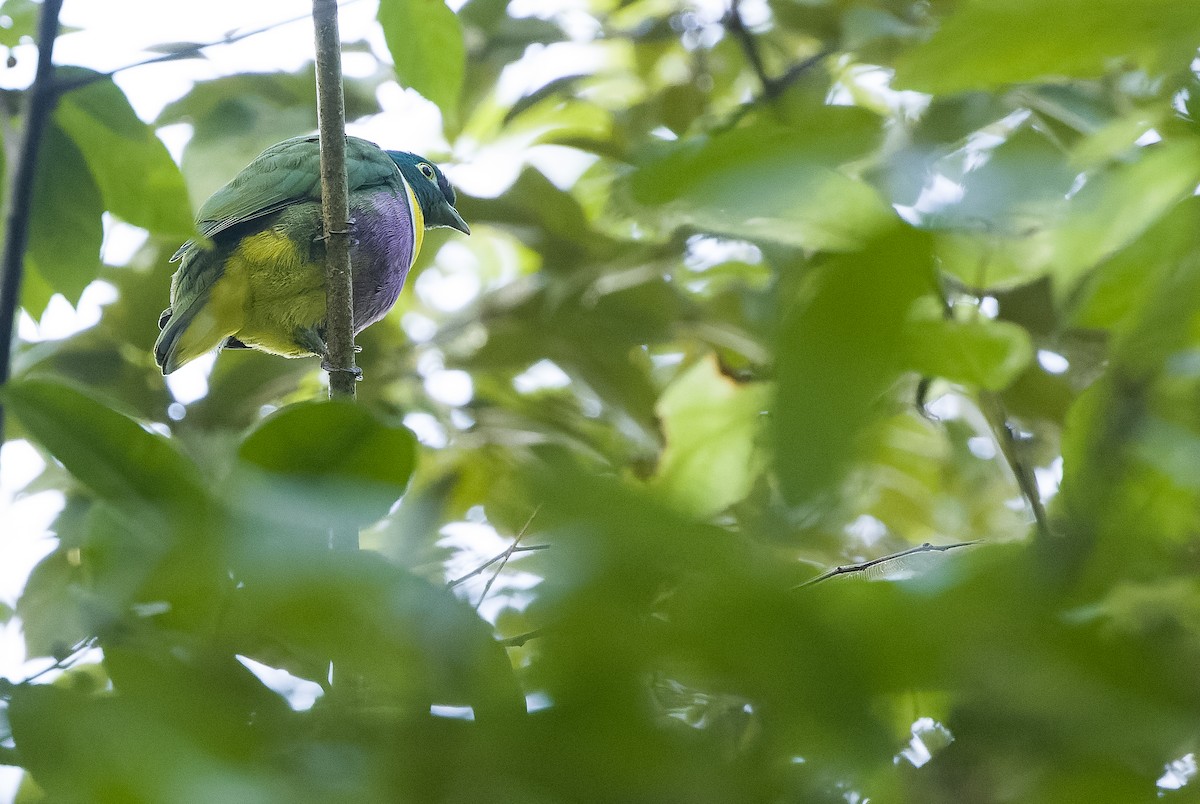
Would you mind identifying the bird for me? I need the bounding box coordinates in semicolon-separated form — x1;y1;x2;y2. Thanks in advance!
154;134;469;375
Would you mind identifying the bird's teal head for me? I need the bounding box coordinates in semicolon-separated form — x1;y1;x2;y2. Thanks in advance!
387;151;470;235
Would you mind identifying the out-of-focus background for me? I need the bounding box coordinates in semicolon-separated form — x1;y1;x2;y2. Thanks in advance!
4;0;1200;800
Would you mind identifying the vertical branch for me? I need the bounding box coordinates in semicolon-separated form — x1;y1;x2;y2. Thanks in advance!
312;0;357;401
0;0;63;450
313;0;359;555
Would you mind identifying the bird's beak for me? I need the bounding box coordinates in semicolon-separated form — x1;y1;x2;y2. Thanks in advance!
445;207;470;235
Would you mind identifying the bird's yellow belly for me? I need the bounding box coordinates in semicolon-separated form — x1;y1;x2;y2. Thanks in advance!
216;228;327;357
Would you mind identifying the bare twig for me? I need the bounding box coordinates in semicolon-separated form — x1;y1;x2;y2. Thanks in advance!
795;541;981;589
0;0;62;452
978;392;1052;540
922;288;1054;542
475;506;542;610
7;636;98;685
498;628;543;648
447;544;549;589
50;0;368;95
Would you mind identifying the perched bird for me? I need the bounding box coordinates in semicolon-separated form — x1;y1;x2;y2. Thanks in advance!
154;135;469;375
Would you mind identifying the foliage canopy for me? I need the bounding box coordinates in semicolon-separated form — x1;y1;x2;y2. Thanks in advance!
4;0;1200;800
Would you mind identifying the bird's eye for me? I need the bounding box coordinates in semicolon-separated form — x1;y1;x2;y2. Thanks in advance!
418;163;436;181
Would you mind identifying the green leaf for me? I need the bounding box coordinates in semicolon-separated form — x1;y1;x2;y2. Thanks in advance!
236;401;417;527
651;356;770;517
228;549;523;720
2;379;205;517
894;0;1200;93
25;123;103;309
16;549;90;659
378;0;465;122
627;110;894;250
936;140;1200;290
157;66;383;207
0;0;41;47
1049;141;1200;292
774;226;934;505
905;317;1034;391
53;69;194;239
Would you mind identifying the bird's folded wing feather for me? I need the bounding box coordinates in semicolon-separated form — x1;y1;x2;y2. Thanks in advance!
171;135;403;262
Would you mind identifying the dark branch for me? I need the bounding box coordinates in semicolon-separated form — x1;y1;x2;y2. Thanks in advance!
0;0;63;450
795;541;982;589
725;0;830;103
763;48;832;100
726;0;774;98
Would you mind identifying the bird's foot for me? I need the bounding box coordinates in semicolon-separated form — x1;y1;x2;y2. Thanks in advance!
320;358;364;381
313;217;357;241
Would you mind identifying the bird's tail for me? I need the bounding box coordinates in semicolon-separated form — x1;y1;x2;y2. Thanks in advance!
154;304;194;375
154;263;239;374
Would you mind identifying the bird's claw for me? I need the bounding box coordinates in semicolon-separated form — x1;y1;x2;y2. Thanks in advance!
320;359;363;381
312;217;357;242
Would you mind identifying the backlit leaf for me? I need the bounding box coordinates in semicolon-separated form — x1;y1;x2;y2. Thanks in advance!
378;0;465;122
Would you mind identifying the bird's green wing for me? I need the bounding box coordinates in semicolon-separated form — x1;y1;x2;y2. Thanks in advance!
172;135;404;261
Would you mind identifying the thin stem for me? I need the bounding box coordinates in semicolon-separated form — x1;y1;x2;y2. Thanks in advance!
0;0;63;451
447;544;549;589
313;0;357;403
15;637;98;684
498;628;543;648
475;506;542;610
925;288;1054;542
314;0;358;561
978;392;1052;539
795;540;981;589
51;0;369;95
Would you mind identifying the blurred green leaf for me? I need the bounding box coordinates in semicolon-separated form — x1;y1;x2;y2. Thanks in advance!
233;550;523;719
2;379;206;518
628;110;894;249
906;316;1034;391
378;0;465;122
894;0;1200;92
16;549;90;659
236;400;417;527
24;122;103;311
54;70;194;239
651;356;770;517
774;226;933;505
